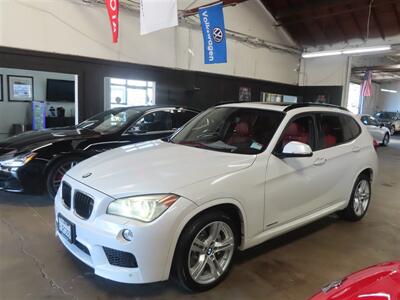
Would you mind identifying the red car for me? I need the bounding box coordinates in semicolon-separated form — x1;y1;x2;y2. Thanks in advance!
310;261;400;300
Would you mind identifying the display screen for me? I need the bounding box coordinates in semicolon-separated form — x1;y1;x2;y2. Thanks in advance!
46;79;74;102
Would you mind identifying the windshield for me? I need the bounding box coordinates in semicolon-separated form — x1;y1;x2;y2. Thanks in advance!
76;108;142;133
170;107;284;154
374;112;396;120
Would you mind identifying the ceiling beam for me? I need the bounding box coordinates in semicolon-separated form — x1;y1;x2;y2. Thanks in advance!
371;7;386;39
393;3;400;32
346;3;366;42
182;0;246;17
329;7;348;43
274;0;366;19
275;0;398;27
352;64;400;73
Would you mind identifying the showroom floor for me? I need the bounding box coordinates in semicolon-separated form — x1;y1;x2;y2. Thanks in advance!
1;137;399;300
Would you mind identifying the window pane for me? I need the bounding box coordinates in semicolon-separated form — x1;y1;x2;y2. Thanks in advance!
280;116;315;150
110;85;126;105
132;111;172;132
127;88;147;106
172;111;198;128
127;80;147;87
320;115;344;148
110;78;126;85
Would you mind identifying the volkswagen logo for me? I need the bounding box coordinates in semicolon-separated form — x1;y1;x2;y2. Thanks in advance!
212;27;224;43
82;172;92;178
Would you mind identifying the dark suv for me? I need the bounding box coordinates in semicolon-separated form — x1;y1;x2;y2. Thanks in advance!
0;105;198;198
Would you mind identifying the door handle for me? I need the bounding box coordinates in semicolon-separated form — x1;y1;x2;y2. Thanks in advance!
313;158;327;166
352;146;361;153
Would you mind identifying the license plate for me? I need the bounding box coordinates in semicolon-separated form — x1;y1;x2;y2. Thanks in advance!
58;214;75;243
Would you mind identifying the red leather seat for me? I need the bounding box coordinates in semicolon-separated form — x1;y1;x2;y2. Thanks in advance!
228;121;251;144
282;122;309;146
324;135;337;147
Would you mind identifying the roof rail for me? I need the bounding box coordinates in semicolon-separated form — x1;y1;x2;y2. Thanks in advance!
283;102;349;112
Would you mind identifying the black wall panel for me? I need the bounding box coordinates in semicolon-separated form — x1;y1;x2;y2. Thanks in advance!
0;47;343;121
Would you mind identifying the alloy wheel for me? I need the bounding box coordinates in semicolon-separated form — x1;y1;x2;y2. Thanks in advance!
52;161;79;191
188;221;235;285
353;179;370;216
384;134;389;145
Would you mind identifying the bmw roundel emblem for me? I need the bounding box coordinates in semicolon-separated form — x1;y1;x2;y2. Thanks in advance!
213;27;224;43
82;172;92;178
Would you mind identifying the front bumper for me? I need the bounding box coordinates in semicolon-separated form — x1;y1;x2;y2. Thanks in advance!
0;167;23;192
55;176;197;284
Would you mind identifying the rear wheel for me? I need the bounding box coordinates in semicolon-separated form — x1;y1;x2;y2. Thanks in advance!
390;126;395;136
173;210;238;292
339;174;371;221
381;133;390;146
46;155;84;199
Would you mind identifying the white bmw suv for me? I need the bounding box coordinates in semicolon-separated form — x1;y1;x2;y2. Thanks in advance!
55;102;378;291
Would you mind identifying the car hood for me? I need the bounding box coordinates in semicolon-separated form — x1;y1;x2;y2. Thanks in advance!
310;261;400;300
0;128;100;155
66;140;256;199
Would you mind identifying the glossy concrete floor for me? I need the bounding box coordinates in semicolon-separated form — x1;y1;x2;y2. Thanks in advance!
1;136;399;300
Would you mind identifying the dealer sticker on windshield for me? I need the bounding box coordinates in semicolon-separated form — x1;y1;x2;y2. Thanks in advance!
250;142;263;150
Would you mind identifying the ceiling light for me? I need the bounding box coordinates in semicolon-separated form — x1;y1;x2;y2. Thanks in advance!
302;45;392;58
342;45;391;54
381;88;397;93
302;51;342;58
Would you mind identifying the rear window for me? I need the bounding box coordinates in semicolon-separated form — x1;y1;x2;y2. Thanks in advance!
318;114;361;149
341;115;361;142
319;114;344;148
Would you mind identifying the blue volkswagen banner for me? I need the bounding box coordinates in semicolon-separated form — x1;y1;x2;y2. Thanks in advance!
199;2;227;64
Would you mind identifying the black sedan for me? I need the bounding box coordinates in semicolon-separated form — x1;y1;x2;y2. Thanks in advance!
0;105;198;198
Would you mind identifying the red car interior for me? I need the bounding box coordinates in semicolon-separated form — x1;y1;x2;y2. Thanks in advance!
282;122;310;146
228;121;252;144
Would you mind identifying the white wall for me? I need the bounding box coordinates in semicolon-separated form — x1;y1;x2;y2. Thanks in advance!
379;81;400;112
0;68;75;139
360;81;400;114
0;0;300;85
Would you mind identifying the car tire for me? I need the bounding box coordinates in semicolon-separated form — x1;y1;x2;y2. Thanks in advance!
390;126;395;136
339;173;371;222
381;133;390;146
173;210;239;292
46;155;84;199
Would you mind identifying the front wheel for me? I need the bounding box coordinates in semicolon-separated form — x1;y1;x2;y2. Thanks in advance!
381;133;390;146
173;210;239;292
46;155;84;199
339;174;371;221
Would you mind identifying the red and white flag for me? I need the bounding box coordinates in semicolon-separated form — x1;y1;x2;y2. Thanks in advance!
361;71;372;97
106;0;119;43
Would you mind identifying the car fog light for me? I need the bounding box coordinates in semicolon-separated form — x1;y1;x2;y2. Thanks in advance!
122;229;134;241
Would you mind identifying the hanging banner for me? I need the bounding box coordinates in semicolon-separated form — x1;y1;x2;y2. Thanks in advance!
106;0;119;43
199;2;227;64
32;101;46;130
140;0;178;35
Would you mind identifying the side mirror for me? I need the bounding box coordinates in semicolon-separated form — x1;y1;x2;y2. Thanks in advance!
279;141;313;158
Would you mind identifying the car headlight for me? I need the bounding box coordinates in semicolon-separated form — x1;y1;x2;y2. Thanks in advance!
0;152;37;168
107;194;179;222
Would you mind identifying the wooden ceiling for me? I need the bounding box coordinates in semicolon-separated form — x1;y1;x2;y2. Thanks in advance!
260;0;400;47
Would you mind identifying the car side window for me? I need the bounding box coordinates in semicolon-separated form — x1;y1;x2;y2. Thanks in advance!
369;117;380;127
172;110;198;129
319;114;344;148
278;116;315;152
341;115;361;142
361;116;369;125
127;110;173;134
